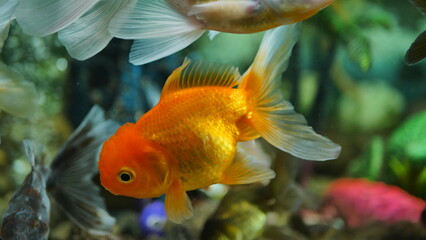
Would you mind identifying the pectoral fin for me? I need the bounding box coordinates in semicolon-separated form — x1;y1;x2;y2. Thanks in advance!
109;0;204;65
221;152;275;185
165;180;193;223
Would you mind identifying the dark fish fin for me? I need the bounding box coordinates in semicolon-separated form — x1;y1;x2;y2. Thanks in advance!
47;105;119;235
405;31;426;65
410;0;426;16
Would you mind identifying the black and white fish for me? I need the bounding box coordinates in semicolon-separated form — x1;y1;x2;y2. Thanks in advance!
0;105;119;239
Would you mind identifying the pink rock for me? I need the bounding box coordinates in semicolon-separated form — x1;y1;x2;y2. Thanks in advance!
325;178;426;228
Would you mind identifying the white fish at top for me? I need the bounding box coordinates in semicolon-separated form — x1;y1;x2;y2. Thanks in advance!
7;0;333;65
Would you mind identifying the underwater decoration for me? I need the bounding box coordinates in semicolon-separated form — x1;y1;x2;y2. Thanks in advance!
324;178;426;228
201;187;267;240
138;200;168;237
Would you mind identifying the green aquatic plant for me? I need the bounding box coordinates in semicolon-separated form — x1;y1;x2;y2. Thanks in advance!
348;136;385;181
347;110;426;198
387;111;426;198
388;157;426;199
388;111;426;161
309;0;394;71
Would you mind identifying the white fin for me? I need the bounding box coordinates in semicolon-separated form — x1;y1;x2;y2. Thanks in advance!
221;151;275;185
109;0;204;65
0;0;17;52
47;105;119;235
0;0;17;26
0;62;39;118
58;0;134;60
0;22;11;53
208;30;220;40
15;0;99;36
109;0;203;39
237;140;271;168
239;24;341;161
129;31;203;65
23;140;38;169
0;0;18;48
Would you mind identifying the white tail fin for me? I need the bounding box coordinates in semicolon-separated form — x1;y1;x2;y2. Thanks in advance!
0;0;17;53
109;0;205;65
15;0;99;37
239;24;341;161
58;0;133;60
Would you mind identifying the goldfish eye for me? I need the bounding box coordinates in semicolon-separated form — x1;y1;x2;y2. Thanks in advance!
118;169;135;183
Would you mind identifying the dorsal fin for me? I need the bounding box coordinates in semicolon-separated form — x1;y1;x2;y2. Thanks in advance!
161;58;241;98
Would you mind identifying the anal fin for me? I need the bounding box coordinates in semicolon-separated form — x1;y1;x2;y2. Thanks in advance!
221;152;275;185
165;180;193;223
236;116;260;141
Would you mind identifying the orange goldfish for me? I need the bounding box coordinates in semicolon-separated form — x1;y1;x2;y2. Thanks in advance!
98;24;341;223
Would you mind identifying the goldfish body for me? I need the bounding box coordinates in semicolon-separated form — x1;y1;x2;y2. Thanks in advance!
98;24;341;223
